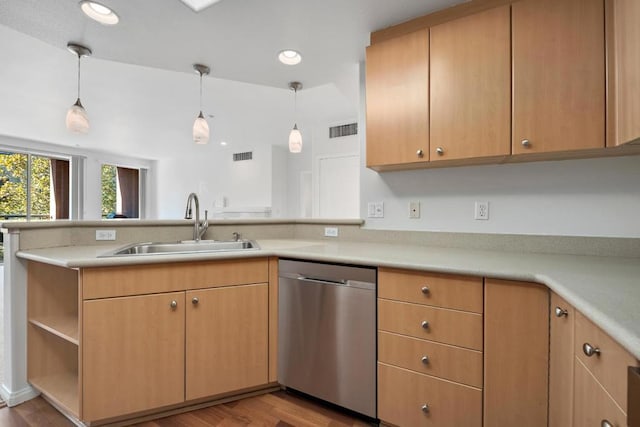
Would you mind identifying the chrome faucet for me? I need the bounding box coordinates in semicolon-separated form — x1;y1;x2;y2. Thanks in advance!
184;193;208;241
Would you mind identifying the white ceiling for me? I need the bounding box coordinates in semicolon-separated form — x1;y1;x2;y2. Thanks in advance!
0;0;465;159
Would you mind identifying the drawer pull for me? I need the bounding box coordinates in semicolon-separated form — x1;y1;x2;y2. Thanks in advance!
583;342;601;357
421;286;430;295
521;139;531;148
416;149;424;158
421;404;430;413
421;355;429;364
421;320;430;329
435;147;444;155
601;420;613;427
170;300;178;309
554;306;568;317
192;297;199;305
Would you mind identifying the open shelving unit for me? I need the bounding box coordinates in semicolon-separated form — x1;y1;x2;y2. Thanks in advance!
27;261;80;418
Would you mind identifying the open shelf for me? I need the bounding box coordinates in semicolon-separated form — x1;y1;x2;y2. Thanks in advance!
30;372;79;417
29;316;79;345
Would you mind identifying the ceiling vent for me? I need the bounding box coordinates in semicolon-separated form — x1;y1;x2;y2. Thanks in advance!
329;123;358;139
233;151;253;162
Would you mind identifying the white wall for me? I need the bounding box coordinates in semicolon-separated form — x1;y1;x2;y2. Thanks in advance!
357;63;640;238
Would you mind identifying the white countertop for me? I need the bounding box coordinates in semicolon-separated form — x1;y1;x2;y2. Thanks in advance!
16;238;640;361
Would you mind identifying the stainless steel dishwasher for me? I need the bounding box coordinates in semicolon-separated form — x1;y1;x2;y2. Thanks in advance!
278;259;376;418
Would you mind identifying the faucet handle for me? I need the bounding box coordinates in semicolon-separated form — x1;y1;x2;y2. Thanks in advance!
232;232;241;241
203;209;208;222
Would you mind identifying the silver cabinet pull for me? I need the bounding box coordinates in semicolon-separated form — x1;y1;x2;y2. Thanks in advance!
601;420;613;427
170;300;178;309
583;342;601;357
192;297;199;305
416;149;424;158
421;355;429;364
521;139;531;147
421;320;429;329
421;286;430;295
436;147;444;155
554;307;568;317
421;404;430;413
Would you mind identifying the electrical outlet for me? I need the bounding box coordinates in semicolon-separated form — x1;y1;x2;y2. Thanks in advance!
474;201;489;220
324;227;339;237
367;202;384;218
409;201;420;219
96;229;117;240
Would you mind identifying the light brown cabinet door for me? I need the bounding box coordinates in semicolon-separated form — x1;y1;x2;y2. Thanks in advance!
185;284;268;401
549;293;575;427
430;6;510;161
484;279;549;427
82;292;185;422
574;358;627;427
366;30;429;168
512;0;605;154
609;0;640;146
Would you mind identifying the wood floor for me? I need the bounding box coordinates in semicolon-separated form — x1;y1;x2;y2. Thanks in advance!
0;391;374;426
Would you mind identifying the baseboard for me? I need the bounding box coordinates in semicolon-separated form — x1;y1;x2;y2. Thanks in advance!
0;383;40;407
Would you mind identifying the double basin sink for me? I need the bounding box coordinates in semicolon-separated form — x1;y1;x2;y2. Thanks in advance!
100;240;260;257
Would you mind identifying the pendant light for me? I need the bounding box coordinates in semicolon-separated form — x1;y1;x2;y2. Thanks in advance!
65;43;92;134
288;81;303;153
193;64;210;144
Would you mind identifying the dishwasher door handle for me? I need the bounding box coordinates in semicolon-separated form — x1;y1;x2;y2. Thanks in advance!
297;275;347;286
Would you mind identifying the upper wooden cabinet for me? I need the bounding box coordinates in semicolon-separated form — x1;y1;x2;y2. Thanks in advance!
430;6;511;161
512;0;605;154
609;0;640;146
366;30;429;169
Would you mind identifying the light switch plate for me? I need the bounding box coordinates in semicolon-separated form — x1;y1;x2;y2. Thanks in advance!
367;202;384;218
96;229;117;240
409;201;420;219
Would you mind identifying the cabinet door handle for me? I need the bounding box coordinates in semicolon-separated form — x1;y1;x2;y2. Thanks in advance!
421;286;430;295
421;404;430;413
435;147;444;155
170;300;178;309
554;306;568;317
192;297;199;305
583;342;601;357
521;139;531;148
416;149;424;158
421;320;429;329
601;420;613;427
421;355;429;364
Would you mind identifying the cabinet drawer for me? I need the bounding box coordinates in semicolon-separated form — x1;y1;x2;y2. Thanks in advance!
574;358;626;427
378;268;482;313
82;258;269;299
575;311;637;412
378;362;481;427
378;299;483;350
378;331;483;388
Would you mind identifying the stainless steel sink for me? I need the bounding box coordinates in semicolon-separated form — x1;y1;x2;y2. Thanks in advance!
100;240;260;257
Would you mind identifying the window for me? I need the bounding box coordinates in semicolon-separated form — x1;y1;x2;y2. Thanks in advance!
0;151;70;221
101;164;140;218
0;151;70;261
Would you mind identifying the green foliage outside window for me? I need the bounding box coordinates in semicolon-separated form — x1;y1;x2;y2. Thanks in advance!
101;164;117;218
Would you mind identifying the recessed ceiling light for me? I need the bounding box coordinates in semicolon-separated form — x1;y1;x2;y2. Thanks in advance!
278;50;302;66
220;141;228;146
180;0;223;12
79;1;119;25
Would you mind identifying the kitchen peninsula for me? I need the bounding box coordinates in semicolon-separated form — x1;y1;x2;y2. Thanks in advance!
2;219;639;425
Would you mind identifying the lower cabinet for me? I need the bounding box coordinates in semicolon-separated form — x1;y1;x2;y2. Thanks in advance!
185;284;268;400
574;358;627;427
83;292;186;421
27;258;272;424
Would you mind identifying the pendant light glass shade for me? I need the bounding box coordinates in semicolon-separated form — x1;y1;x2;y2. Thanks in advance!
192;64;210;144
66;43;92;134
193;111;210;144
289;124;302;153
288;82;303;153
66;98;90;134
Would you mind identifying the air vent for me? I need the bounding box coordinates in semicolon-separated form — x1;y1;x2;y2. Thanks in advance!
329;123;358;139
233;151;253;161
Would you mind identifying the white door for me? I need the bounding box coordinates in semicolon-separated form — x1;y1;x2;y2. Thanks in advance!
317;155;359;218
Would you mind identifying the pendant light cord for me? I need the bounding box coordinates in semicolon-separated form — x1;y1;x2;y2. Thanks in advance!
294;87;298;124
199;71;203;113
77;55;82;99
